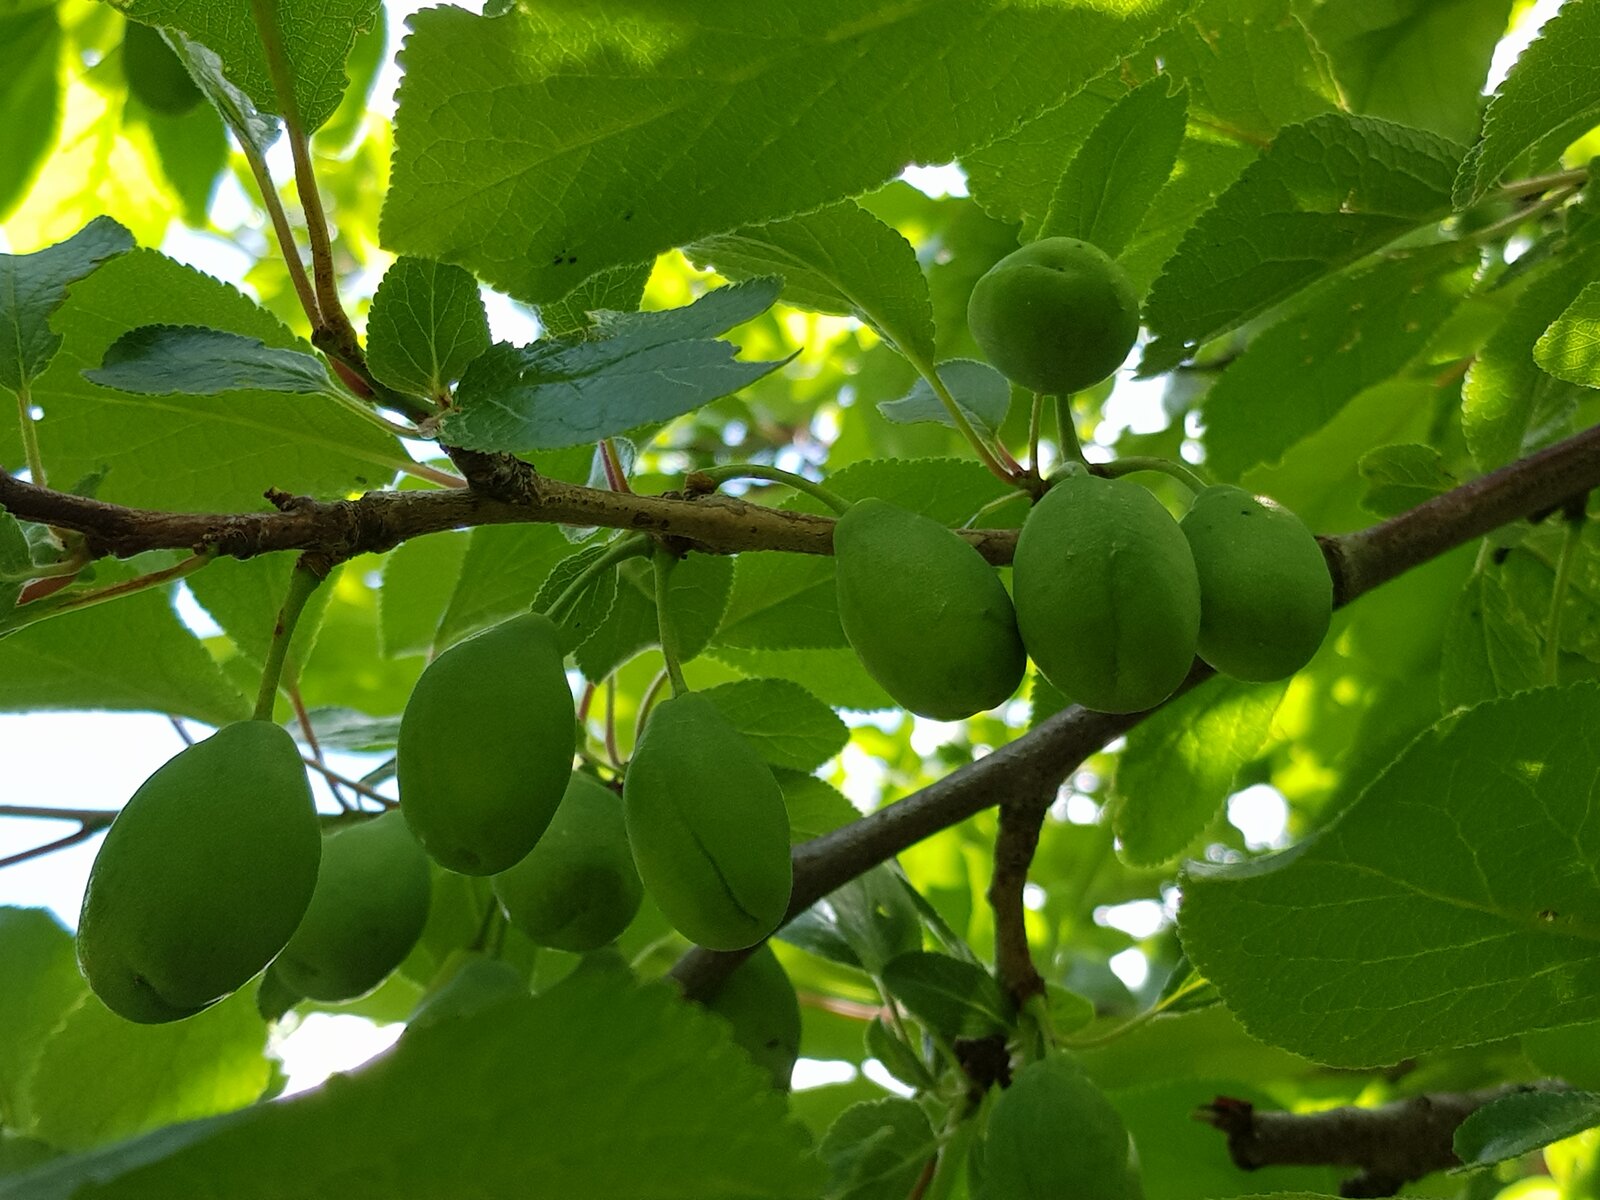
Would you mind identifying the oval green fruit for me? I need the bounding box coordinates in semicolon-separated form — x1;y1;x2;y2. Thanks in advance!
967;237;1140;396
833;498;1026;720
623;692;791;951
273;810;432;1002
1012;471;1201;713
704;945;802;1091
77;721;320;1024
398;611;576;876
492;772;643;951
1180;485;1332;682
981;1056;1141;1200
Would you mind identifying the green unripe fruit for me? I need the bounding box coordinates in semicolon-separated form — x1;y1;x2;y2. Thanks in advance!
623;692;792;951
981;1056;1141;1200
704;946;802;1091
77;721;320;1024
398;612;576;876
273;810;432;1002
1180;485;1332;682
833;498;1026;720
122;21;204;115
492;772;643;951
1012;471;1201;713
967;237;1140;396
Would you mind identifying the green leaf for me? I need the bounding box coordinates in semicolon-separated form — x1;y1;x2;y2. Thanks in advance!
1201;246;1475;479
0;6;62;221
85;326;333;395
5;969;820;1198
1143;113;1462;364
1456;0;1600;205
710;645;895;712
1525;1021;1600;1090
119;0;380;132
574;552;733;681
27;989;270;1151
0;509;30;615
865;1018;935;1091
781;866;924;976
186;554;332;671
1179;683;1600;1067
166;31;280;157
818;1098;936;1200
1358;444;1458;517
775;770;859;843
1463;238;1600;469
698;678;847;772
1114;678;1286;868
437;522;578;648
1307;0;1513;144
0;567;250;724
365;257;491;400
0;217;134;395
529;541;624;655
716;555;844;652
1439;569;1545;713
122;20;202;115
880;951;1010;1040
687;200;935;365
1535;279;1600;388
21;249;406;510
535;263;650;341
1039;76;1189;258
378;533;467;659
0;909;86;1130
1454;1089;1600;1167
383;0;1193;303
877;360;1011;441
137;94;230;228
443;280;787;453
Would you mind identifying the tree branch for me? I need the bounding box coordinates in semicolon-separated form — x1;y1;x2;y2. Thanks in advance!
988;781;1056;1007
1194;1084;1558;1198
671;419;1600;998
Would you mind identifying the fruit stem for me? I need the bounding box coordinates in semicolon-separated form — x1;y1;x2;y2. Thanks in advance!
1054;394;1088;467
906;352;1019;485
542;534;652;624
652;546;690;698
1094;455;1207;496
1544;506;1586;685
254;558;326;722
690;464;850;515
15;382;46;489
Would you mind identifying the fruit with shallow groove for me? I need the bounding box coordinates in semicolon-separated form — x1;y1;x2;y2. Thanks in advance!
1012;470;1201;713
77;720;321;1024
833;498;1025;720
398;611;575;876
967;236;1140;396
980;1055;1141;1200
623;692;791;951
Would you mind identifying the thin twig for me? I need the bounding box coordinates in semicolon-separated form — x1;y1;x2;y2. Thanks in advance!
988;782;1055;1007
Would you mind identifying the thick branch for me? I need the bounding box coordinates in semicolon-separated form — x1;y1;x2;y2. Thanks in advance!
988;782;1057;1006
671;420;1600;998
1195;1085;1556;1198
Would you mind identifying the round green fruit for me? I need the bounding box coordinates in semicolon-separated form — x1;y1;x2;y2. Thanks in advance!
1012;471;1201;713
833;498;1026;720
398;611;576;876
121;21;204;115
623;692;791;951
77;721;320;1024
704;945;802;1091
492;772;643;951
981;1056;1141;1200
1180;486;1332;682
273;810;432;1002
967;237;1140;396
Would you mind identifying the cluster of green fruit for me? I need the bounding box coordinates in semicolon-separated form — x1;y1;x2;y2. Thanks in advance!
834;237;1332;719
77;608;796;1027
